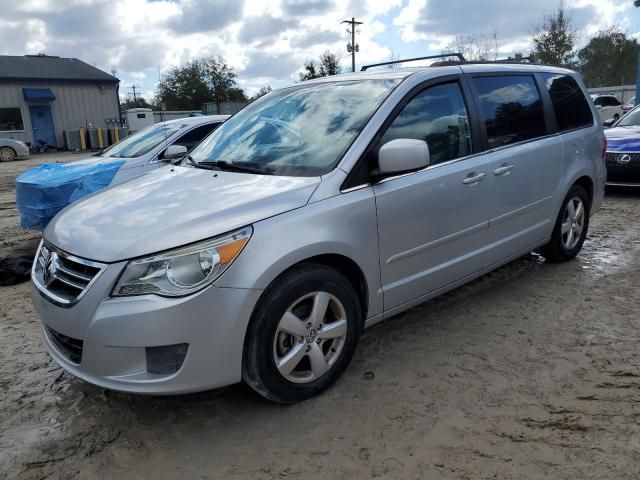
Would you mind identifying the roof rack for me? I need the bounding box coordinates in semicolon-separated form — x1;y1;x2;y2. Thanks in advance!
430;56;537;67
360;53;466;71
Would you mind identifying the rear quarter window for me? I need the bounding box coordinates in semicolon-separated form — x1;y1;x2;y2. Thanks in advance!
542;73;593;132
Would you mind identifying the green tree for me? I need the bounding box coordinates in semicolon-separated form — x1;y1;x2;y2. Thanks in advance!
121;96;155;110
299;51;340;81
319;51;340;76
156;57;246;110
299;60;320;81
251;86;272;101
578;27;639;87
532;3;576;66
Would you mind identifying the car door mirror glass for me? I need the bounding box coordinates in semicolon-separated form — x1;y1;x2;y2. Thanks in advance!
163;144;188;161
377;139;430;175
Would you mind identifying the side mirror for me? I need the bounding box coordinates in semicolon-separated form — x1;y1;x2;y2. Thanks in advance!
595;105;602;110
163;144;188;160
378;139;430;175
603;118;615;128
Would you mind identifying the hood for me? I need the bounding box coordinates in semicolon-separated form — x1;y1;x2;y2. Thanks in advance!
605;126;640;152
45;166;320;262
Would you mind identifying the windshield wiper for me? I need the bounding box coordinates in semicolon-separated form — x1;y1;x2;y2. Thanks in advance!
196;160;274;175
178;154;198;166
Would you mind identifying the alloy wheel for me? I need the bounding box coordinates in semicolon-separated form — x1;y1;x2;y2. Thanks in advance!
561;197;585;250
272;291;348;384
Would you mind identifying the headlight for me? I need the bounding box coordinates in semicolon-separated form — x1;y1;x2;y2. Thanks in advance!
112;226;252;297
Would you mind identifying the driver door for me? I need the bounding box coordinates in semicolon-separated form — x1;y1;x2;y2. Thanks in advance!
373;80;494;310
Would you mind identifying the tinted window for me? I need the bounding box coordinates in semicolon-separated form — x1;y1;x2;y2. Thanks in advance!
381;82;472;165
0;108;24;131
542;73;593;132
473;75;546;148
172;123;220;151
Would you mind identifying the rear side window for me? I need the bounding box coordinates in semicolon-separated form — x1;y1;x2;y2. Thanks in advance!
473;75;546;149
381;82;472;165
542;73;593;132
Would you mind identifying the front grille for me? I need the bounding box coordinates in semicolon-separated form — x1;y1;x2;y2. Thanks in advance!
33;243;105;306
45;325;83;364
606;152;640;165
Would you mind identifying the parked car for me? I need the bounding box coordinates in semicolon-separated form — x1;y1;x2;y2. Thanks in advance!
591;94;624;122
0;138;30;161
622;96;636;114
604;105;640;187
16;115;228;230
31;63;605;403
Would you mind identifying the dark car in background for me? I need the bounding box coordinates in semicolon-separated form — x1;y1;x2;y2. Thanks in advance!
604;105;640;187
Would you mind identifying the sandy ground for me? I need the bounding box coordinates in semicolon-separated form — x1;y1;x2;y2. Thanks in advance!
1;153;640;479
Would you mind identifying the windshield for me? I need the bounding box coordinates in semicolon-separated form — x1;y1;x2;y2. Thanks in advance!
101;123;183;158
617;108;640;127
189;79;400;176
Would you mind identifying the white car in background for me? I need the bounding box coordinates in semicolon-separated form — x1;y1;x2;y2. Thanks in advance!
0;138;30;161
591;94;624;123
16;115;229;230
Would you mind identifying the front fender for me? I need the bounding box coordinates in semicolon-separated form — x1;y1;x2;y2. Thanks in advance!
216;187;383;318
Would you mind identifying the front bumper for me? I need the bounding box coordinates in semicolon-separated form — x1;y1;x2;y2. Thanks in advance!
32;262;262;394
605;151;640;186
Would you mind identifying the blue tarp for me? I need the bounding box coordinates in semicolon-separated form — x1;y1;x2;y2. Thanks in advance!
16;161;124;230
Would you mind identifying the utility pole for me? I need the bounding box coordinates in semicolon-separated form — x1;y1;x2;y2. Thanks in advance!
342;17;363;72
128;85;140;104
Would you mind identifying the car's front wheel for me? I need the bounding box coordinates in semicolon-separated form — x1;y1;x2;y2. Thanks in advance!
541;184;590;262
0;147;16;162
242;264;362;403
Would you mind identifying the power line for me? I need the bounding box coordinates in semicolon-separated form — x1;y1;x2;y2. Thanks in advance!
293;31;339;50
341;17;363;72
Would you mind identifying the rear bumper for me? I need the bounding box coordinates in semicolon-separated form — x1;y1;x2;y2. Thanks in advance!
15;143;30;157
33;279;262;395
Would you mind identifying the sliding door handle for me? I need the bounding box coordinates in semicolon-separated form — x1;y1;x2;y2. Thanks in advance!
462;172;487;185
494;164;514;176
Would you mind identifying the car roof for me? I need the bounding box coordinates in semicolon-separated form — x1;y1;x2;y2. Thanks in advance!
158;115;229;127
300;62;577;85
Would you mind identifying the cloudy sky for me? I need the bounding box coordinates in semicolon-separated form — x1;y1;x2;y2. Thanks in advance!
1;0;639;100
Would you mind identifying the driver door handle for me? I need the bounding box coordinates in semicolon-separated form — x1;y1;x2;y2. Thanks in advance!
494;164;514;176
462;172;487;185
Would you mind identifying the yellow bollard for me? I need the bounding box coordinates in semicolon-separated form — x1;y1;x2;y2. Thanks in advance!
79;128;86;150
97;128;104;148
114;127;120;143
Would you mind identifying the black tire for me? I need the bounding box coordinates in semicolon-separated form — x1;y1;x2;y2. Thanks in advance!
242;263;362;404
613;114;620;122
0;147;16;162
541;184;590;262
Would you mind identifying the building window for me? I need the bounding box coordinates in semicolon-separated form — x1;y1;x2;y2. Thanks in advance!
0;108;25;131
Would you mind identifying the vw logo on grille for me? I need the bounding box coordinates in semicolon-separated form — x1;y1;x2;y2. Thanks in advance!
43;252;59;287
617;154;631;165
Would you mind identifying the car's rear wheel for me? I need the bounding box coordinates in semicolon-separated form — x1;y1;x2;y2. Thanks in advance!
613;113;620;122
541;184;590;262
0;147;16;162
242;263;362;404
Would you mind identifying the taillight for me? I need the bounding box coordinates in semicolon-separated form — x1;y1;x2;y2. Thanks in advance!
602;136;607;162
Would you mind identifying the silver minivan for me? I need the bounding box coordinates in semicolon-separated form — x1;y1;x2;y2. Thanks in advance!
31;62;606;403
